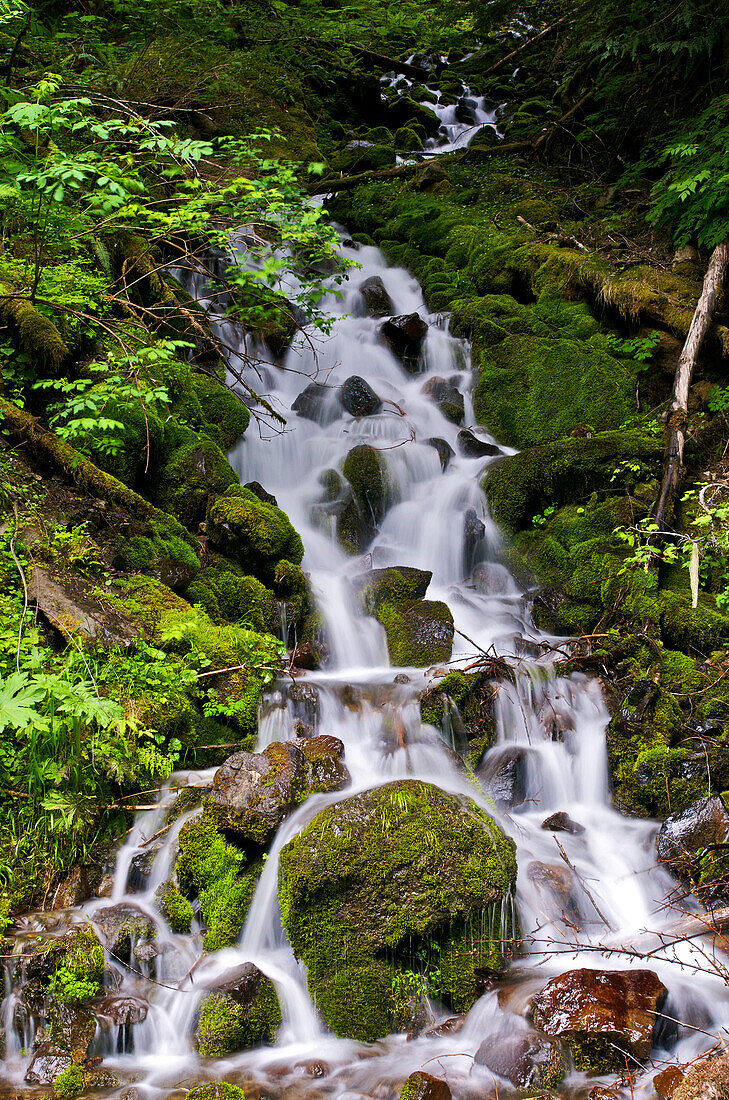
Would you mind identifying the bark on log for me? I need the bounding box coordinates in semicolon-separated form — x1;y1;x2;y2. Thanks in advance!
654;239;729;527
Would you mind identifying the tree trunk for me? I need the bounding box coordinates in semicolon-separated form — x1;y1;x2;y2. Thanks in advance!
654;238;729;527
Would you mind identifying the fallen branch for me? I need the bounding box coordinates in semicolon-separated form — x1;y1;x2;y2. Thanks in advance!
655;239;729;527
349;47;429;80
478;12;574;79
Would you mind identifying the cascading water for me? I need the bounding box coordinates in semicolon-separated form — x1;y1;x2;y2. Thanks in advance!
3;108;729;1100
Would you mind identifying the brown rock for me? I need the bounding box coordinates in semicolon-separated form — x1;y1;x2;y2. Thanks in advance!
532;968;668;1072
657;796;729;880
290;642;319;671
400;1071;451;1100
654;1065;686;1100
541;811;584;834
526;861;585;925
52;866;92;908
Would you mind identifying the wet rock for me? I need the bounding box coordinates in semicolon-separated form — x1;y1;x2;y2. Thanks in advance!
339;375;382;417
425;437;455;471
24;1044;71;1085
128;844;161;892
295;1060;329;1077
196;962;281;1056
532;968;668;1072
206;486;304;582
477;746;530;809
421;376;464;424
381;313;428;370
526;861;585;925
611;678;660;731
244;481;278;507
96;873;115;898
351;566;432;613
399;1071;451;1100
292;382;337;425
541;811;585;835
359;275;393;317
413;162;450;192
456;97;479;124
48;1000;97;1052
288;682;319;726
97;996;148;1026
187;1083;246;1100
290;641;319;670
464;508;485;561
425;1015;465;1037
52;866;92;909
93;902;156;961
475;1030;566;1089
457;430;500;458
209;739;349;847
279;779;517;1042
472;562;512;595
654;1065;685;1099
87;1069;120;1091
656;795;729;883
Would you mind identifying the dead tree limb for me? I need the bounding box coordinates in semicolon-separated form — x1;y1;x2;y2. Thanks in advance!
654;239;729;527
478;12;574;79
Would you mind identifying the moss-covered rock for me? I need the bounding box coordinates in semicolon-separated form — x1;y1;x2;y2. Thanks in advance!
337;443;391;553
206;486;304;581
482;431;663;533
186;1084;246;1100
195;963;281;1056
376;598;454;667
352;566;432;613
156;440;239;527
176;806;262;952
155;880;194;933
187;565;278;631
278;779;517;1041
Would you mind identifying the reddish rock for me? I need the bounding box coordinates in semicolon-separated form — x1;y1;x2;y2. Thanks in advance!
531;968;668;1072
290;642;319;670
654;1065;685;1100
400;1071;451;1100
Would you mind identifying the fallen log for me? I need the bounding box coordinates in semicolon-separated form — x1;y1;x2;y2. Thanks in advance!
470;12;574;79
349;47;429;80
654;239;729;526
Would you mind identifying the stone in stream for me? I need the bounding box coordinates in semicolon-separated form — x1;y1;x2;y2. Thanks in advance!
477;745;531;809
291;382;337;425
97;996;148;1026
358;274;393;317
455;96;479;125
290;640;319;670
25;1044;73;1085
337;443;391;553
464;508;485;560
421;376;464;424
187;1084;247;1100
457;429;500;458
380;312;428;369
425;436;455;470
526;860;586;926
351;565;432;613
209;738;349;847
541;810;585;834
377;598;455;667
399;1071;451;1100
339;374;382;417
195;962;281;1056
472;561;512;595
474;1030;566;1089
531;967;668;1072
93;902;156;962
278;778;517;1042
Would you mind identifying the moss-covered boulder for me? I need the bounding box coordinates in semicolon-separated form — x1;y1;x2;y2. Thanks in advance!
186;565;277;631
176;805;263;952
376;598;454;667
419;669;496;764
337;444;391;553
482;431;663;533
155;880;194;933
278;779;517;1041
156;439;239;528
83;395;165;489
351;566;432;613
208;738;349;848
195;963;281;1056
93;903;156;964
187;1084;246;1100
206;486;304;582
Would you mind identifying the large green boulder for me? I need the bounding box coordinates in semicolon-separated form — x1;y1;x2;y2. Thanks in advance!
337;444;391;553
376;598;454;667
278;779;517;1041
195;963;281;1056
157;439;239;527
206;486;304;581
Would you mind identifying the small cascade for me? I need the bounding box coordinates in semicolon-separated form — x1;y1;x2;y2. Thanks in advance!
3;82;729;1100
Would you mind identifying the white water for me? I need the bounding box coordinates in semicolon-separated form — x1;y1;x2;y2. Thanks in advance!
2;110;728;1100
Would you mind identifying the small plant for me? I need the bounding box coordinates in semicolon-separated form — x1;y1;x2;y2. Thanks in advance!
606;330;660;365
532;504;556;528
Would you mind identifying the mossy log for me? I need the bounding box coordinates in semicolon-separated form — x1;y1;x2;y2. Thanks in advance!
0;397;196;547
0;295;68;370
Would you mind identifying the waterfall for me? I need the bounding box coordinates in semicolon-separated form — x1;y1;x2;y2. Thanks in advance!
2;106;728;1100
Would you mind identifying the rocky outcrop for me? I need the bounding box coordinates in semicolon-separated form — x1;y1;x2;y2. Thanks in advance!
209;738;349;847
531;968;667;1071
278;779;517;1041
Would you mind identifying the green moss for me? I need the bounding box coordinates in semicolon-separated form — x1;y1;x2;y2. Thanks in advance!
658;591;729;652
53;1064;86;1099
156;881;194;933
0;294;68;370
394;126;424;152
187;1084;246;1100
187;565;277;631
661;649;705;694
156;439;239;527
47;927;105;1004
338;444;391;553
176;806;261;952
278;779;517;1040
196;979;281;1056
190;373;250;449
101;573;190;642
376;599;454;667
482;430;663;533
607;688;687;815
206;487;304;581
84;395;165;489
